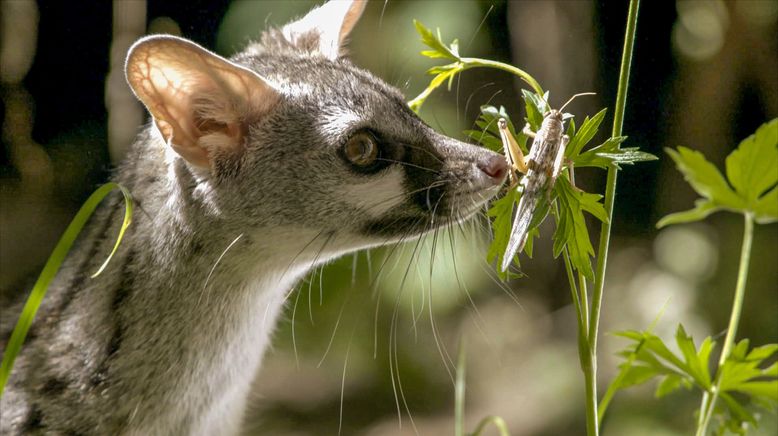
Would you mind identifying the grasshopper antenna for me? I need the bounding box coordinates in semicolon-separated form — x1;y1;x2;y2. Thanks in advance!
559;92;596;113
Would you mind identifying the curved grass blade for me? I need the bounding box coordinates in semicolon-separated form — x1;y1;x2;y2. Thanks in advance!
0;182;133;396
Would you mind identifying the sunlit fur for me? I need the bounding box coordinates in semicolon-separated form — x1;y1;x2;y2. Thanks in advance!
0;1;507;435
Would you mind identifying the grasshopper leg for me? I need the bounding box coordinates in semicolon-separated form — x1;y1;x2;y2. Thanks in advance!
498;118;529;186
522;123;536;139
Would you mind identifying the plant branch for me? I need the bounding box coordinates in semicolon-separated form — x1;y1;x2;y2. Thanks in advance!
695;212;755;436
590;0;640;354
583;0;640;434
458;57;544;97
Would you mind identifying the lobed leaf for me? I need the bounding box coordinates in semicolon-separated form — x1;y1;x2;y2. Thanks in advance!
566;109;607;158
725;118;777;203
521;90;548;131
553;177;597;279
414;20;460;61
665;147;744;208
486;189;522;279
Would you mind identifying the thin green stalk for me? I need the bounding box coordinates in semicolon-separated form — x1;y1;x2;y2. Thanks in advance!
470;416;510;436
589;0;640;355
695;213;755;436
458;57;545;97
584;1;640;434
578;273;590;333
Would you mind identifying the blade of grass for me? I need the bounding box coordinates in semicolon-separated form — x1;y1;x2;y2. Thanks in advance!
0;182;133;396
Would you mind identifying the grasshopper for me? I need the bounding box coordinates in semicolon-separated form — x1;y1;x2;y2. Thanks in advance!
498;93;594;272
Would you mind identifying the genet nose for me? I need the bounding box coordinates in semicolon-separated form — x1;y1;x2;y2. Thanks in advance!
477;155;509;183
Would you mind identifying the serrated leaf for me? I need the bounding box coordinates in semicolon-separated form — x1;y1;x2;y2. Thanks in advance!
762;362;778;377
521;90;548;131
487;188;521;279
619;364;660;388
731;339;751;360
567;117;576;138
656;199;722;228
613;330;646;341
414;20;459;61
729;381;778;401
661;119;778;225
655;374;685;398
666;147;745;209
754;186;778;224
565;108;607;158
697;336;715;387
675;325;711;388
553;177;596;279
639;335;690;374
725;118;778;202
745;343;778;361
720;392;759;426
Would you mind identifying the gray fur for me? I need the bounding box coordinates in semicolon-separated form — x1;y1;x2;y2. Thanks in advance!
0;2;506;434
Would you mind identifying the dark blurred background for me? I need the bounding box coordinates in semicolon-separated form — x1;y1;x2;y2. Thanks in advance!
1;0;776;435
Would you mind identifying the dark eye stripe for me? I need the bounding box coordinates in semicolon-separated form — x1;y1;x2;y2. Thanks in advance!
340;129;404;175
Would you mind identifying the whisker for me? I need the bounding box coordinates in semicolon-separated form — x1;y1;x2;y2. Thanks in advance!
317;294;349;367
292;287;302;369
197;233;244;308
467;4;494;50
464;81;496;121
375;158;441;174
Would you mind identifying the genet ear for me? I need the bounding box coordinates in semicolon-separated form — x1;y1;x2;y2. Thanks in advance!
282;0;367;59
125;35;280;168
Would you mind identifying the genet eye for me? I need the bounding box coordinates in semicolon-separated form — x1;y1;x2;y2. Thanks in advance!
343;132;378;166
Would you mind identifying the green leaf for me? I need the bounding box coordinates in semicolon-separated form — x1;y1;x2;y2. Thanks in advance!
575;136;657;169
521;90;548;131
754;186;778;224
666;147;745;208
566;109;607;158
720;392;759;426
656;199;722;228
655;374;685;398
467;105;529;155
730;381;778;401
619;364;660;388
725;118;778;202
553;177;597;279
661;119;778;225
486;189;522;278
745;343;778;361
414;20;459;61
0;182;133;395
675;325;711;388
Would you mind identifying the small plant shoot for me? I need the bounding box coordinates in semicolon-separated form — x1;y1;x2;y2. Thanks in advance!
603;119;778;436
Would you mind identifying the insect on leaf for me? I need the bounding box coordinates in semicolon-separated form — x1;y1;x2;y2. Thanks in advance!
487;188;522;279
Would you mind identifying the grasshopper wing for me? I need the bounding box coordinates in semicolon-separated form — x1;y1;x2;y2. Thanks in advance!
501;190;537;272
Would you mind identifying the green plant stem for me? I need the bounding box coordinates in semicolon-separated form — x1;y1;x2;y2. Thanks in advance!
583;0;640;434
458;57;544;97
695;213;755;436
469;416;510;436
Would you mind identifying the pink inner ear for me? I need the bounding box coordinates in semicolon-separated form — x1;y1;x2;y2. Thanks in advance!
126;35;281;169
